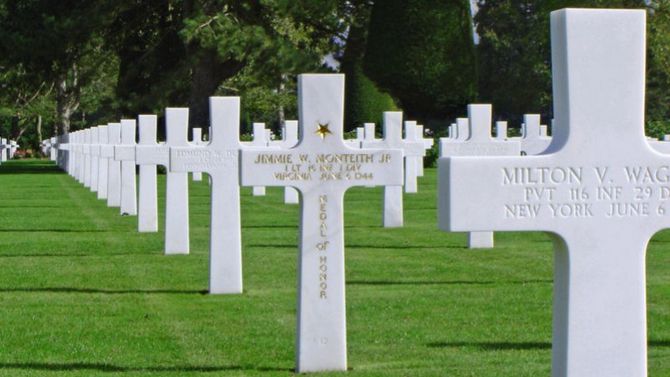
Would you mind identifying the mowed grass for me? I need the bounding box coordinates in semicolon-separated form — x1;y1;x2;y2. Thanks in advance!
0;158;667;377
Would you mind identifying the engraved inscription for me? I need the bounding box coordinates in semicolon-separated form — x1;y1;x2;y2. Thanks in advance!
317;194;329;299
173;149;237;171
501;165;670;219
251;152;393;183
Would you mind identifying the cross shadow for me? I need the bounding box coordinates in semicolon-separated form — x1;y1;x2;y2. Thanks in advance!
0;229;112;233
346;244;461;250
0;165;63;174
0;252;156;259
427;341;551;350
0;287;208;295
0;362;294;373
347;279;552;286
428;340;670;350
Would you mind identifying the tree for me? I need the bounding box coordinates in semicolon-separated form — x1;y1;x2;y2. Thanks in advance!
109;0;344;129
0;1;119;134
363;0;477;127
476;0;646;123
339;0;397;131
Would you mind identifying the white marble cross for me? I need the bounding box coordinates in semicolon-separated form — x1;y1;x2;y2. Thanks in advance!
83;131;92;188
136;115;190;255
496;121;508;141
250;122;269;196
241;74;403;373
169;98;244;292
439;118;470;156
362;112;424;227
440;9;654;376
275;120;300;204
520;114;551;155
403;121;424;193
106;123;122;208
439;104;520;248
191;127;205;182
416;124;433;177
163;109;192;254
90;127;100;193
115;120;138;216
136;115;165;233
97;126;109;200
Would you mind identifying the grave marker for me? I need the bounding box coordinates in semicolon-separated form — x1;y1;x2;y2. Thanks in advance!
90;127;100;193
440;104;520;248
97;126;109;200
192;127;205;182
169;99;244;291
107;123;122;208
115;120;138;216
241;74;403;372
439;9;653;376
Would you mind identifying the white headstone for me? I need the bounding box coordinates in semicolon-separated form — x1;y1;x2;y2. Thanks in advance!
416;125;433;177
520;114;551;155
83;131;92;188
403;121;423;193
136;115;164;233
164;109;192;254
279;120;299;204
191;128;205;182
115;120;138;216
106;123;122;208
496;121;508;141
362;113;424;227
439;104;520;248
97;126;109;200
439;9;652;376
251;122;268;196
169;98;244;292
241;74;403;372
89;127;100;193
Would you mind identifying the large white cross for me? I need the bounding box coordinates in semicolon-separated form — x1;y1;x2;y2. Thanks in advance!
169;98;244;292
440;104;520;248
440;9;654;376
241;74;403;373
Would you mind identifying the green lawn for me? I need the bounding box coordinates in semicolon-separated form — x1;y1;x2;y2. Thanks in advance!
0;159;667;376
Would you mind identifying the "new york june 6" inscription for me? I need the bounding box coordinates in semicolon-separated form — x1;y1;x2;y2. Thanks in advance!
502;165;670;219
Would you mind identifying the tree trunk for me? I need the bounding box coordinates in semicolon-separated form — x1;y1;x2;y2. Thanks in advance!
55;64;80;135
188;49;243;129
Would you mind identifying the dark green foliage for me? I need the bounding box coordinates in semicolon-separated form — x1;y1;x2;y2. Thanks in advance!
363;0;477;125
343;61;397;130
476;0;647;122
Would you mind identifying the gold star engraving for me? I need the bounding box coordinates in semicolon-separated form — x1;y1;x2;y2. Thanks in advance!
315;122;333;139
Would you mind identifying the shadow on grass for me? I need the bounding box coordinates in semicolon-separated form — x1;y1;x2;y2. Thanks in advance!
0;252;158;259
0;287;208;295
347;244;462;250
347;279;552;286
0;229;112;233
243;225;297;229
0;362;293;373
427;341;551;350
0;163;63;175
428;340;670;350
